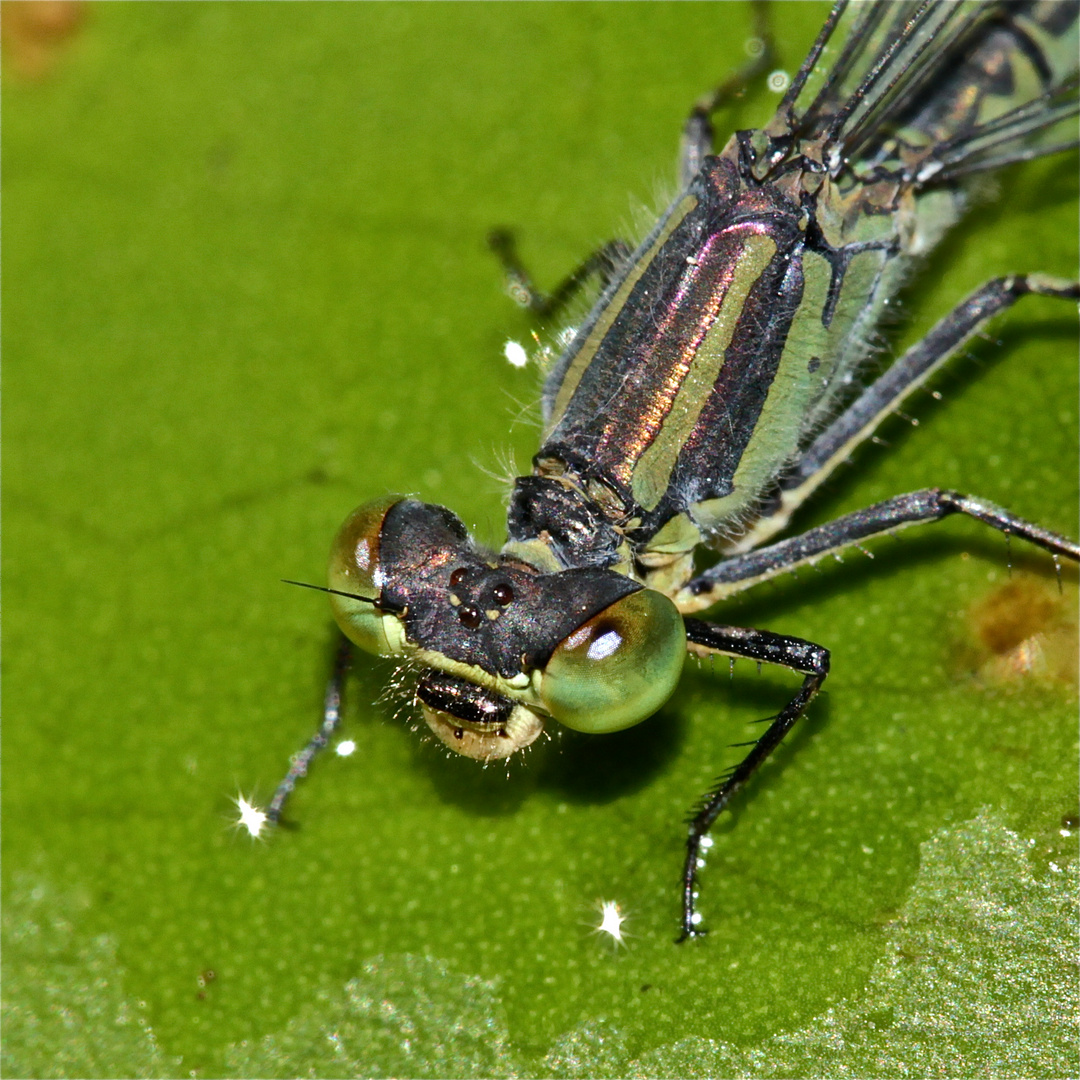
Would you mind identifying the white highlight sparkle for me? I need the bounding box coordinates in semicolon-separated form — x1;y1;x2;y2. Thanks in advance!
335;739;357;757
767;69;791;93
234;794;270;839
503;339;529;368
594;900;628;946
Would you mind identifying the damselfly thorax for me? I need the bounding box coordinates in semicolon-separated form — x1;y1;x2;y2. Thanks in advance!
261;0;1080;940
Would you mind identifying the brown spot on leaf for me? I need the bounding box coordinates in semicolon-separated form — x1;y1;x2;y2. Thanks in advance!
2;1;85;80
957;575;1078;688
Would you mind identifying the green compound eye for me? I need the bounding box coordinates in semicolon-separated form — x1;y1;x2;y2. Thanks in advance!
540;588;686;733
328;495;408;657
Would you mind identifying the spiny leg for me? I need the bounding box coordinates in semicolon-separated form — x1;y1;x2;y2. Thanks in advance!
680;0;773;185
267;633;352;825
727;273;1080;557
487;228;632;318
679;488;1080;611
679;621;829;941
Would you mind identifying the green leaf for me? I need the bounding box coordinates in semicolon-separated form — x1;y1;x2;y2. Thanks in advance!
2;876;168;1079
549;810;1080;1078
4;4;1076;1077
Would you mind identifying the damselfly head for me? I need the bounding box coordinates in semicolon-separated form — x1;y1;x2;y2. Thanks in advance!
327;496;689;755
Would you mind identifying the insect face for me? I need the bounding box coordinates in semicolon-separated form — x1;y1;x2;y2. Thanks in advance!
328;496;688;757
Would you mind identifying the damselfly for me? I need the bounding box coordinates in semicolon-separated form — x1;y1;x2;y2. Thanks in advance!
259;0;1080;940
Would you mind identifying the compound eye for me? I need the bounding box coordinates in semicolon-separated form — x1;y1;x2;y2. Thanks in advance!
540;589;686;733
327;495;407;657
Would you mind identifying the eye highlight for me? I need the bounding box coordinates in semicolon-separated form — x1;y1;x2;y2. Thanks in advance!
585;628;622;661
540;589;686;733
458;605;483;629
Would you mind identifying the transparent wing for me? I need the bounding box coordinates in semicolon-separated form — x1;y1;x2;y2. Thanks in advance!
763;0;1078;182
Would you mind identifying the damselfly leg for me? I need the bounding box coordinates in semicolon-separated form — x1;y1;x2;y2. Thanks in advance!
679;0;773;186
487;229;632;318
266;635;352;826
673;487;1077;935
679;621;829;940
683;490;1080;606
